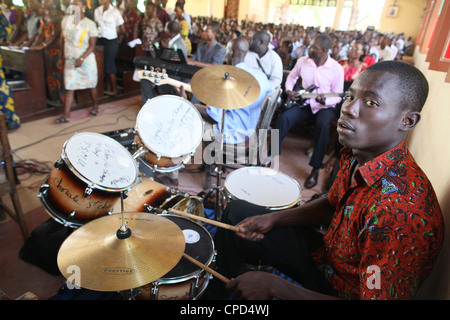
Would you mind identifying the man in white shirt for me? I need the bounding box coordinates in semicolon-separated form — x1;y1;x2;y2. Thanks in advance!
378;36;393;62
244;31;283;90
204;38;274;145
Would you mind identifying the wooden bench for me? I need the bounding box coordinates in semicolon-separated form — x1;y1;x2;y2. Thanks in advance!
115;43;144;94
1;47;46;121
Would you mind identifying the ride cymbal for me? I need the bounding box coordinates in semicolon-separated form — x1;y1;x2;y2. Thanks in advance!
57;212;185;292
191;65;260;109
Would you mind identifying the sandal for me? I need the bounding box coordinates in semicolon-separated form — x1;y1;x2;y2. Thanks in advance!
56;116;70;123
90;109;99;116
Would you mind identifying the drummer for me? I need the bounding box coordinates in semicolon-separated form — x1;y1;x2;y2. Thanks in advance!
206;61;444;300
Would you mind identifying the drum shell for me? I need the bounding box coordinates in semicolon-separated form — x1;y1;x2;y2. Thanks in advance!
134;135;190;170
45;163;120;222
122;177;172;213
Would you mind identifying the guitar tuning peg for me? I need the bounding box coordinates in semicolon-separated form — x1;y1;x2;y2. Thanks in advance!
161;68;167;79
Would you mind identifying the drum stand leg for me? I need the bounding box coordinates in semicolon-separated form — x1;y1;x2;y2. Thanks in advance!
203;164;227;221
202;110;228;221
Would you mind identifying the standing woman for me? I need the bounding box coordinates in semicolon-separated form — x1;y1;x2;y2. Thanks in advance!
0;7;20;129
30;0;65;105
2;0;26;44
174;2;190;56
94;0;124;96
56;0;98;123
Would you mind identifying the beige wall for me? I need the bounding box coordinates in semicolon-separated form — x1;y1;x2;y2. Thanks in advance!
409;47;450;299
379;0;427;39
169;0;225;18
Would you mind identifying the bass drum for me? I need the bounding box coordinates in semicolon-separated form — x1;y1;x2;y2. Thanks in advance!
39;132;138;228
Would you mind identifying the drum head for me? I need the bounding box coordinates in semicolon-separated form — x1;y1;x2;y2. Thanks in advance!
225;167;301;209
63;132;138;191
160;215;214;280
136;95;203;158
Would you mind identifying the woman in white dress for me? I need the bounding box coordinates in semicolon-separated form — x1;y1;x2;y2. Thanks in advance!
56;0;98;123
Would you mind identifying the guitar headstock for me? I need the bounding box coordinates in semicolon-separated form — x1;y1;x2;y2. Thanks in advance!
138;67;171;86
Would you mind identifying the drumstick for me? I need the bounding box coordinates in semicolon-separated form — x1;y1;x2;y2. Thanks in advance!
168;208;240;232
182;253;230;284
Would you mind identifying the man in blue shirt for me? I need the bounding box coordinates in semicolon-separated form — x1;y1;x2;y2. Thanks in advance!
197;37;273;146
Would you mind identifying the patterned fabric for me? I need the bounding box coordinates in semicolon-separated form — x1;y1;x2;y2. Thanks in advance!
140;16;163;52
61;16;98;90
0;8;20;129
41;14;65;103
179;19;191;55
311;140;444;300
122;7;141;43
3;6;26;42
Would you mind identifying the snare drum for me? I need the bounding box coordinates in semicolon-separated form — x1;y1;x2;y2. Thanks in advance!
224;167;301;210
134;95;203;172
38;132;138;228
130;215;215;300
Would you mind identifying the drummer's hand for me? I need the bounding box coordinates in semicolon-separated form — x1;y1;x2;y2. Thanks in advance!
235;214;274;241
227;271;279;300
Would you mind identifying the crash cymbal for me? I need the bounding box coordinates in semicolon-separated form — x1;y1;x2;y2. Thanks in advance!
191;65;260;109
57;212;185;292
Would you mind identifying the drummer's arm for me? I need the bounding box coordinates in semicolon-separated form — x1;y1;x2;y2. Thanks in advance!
237;197;334;242
272;196;335;228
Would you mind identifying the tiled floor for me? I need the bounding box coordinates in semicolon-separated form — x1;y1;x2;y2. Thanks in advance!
0;93;333;300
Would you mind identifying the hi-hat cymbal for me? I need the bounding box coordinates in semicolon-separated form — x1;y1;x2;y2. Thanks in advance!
191;65;260;109
57;212;185;292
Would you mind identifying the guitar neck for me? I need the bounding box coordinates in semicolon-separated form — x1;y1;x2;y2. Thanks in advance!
300;92;344;99
137;69;192;92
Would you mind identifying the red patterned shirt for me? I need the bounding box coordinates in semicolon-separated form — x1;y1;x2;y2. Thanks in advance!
123;8;142;43
311;140;444;300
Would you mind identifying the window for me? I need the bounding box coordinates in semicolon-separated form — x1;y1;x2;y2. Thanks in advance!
417;0;450;80
353;0;386;31
290;0;337;6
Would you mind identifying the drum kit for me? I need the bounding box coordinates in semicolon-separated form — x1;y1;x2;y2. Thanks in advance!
36;65;302;300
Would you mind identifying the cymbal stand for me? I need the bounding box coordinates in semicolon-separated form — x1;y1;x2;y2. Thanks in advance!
201;72;237;221
116;191;131;239
203;108;228;221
